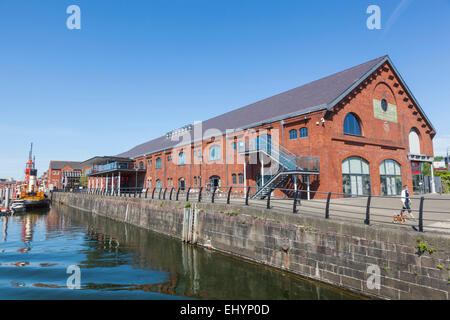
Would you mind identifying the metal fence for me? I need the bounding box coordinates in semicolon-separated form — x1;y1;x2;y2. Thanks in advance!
53;186;450;234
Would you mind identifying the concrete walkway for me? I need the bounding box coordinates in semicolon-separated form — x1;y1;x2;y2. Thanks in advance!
207;193;450;234
87;190;450;234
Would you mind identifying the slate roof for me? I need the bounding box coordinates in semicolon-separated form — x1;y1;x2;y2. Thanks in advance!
49;161;84;170
116;55;434;159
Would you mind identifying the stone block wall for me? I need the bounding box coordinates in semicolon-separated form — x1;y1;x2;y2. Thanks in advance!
53;192;449;300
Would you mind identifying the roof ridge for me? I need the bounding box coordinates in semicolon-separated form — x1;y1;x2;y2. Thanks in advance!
203;55;389;122
116;55;390;158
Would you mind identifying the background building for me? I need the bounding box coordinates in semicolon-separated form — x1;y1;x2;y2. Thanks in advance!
48;161;87;190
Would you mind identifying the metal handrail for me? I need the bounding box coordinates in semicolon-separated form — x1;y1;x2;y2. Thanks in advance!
57;186;450;234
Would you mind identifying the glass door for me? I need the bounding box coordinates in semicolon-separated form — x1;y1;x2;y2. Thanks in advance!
412;174;424;194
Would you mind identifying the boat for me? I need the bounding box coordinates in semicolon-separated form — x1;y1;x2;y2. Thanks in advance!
10;200;26;213
0;207;11;216
16;143;51;211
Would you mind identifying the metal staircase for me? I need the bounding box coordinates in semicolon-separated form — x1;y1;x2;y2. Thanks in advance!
254;172;290;199
239;135;320;200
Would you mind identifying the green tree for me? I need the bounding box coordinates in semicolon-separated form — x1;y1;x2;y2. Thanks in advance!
79;173;88;187
423;162;431;176
435;171;450;194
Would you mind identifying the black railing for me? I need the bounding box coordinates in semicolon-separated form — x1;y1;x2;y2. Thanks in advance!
54;186;450;234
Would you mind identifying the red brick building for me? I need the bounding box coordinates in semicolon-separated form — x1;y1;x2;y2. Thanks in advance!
48;161;87;190
89;55;436;198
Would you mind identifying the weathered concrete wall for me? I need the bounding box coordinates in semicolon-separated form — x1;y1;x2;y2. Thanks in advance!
53;192;450;300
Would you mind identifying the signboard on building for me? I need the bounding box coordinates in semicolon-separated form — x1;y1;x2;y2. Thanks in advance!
433;161;449;171
373;99;398;123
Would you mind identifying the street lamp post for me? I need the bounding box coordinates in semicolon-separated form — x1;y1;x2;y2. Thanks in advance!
447;147;450;172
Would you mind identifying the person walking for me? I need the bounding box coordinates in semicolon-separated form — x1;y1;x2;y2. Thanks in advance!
401;185;415;221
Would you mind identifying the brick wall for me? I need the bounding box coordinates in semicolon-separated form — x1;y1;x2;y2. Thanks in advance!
131;61;434;197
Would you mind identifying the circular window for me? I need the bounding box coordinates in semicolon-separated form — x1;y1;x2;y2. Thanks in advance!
381;99;388;112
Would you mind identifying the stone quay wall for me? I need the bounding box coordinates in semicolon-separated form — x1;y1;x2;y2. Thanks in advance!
52;192;450;300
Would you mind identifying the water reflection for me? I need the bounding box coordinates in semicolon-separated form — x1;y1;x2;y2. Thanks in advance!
58;205;359;300
2;216;7;242
0;205;362;300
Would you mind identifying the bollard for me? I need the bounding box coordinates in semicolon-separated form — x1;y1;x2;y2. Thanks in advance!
163;188;167;200
169;188;174;201
158;188;162;200
245;187;250;206
325;192;331;219
186;187;191;202
364;195;371;225
266;188;273;209
176;187;181;201
198;187;202;202
152;188;156;199
419;196;424;232
227;187;232;205
293;190;299;214
145;189;148;199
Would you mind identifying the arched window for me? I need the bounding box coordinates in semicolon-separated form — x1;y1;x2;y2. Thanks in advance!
194;176;197;185
381;99;388;112
289;129;297;140
409;128;421;155
343;113;362;136
179;178;186;191
238;173;244;184
380;160;402;196
299;127;308;138
209;176;221;189
209;145;221;161
155;179;162;191
232;174;237;184
155;158;162;169
178;152;186;165
342;156;371;197
139;161;144;169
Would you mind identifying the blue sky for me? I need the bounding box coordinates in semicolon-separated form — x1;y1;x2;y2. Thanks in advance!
0;0;449;180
